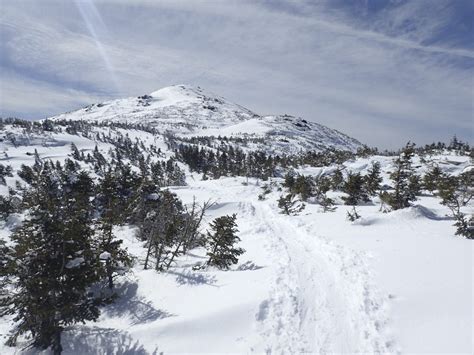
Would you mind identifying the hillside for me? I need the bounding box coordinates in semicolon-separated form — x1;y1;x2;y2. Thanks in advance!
50;85;362;154
0;116;472;354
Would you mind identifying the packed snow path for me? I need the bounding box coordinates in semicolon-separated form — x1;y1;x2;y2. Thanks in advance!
169;180;392;353
236;199;391;353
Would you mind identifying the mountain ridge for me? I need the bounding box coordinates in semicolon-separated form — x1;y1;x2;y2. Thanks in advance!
50;85;363;154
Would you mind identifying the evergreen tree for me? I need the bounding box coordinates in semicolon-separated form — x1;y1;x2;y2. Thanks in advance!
330;168;344;191
292;175;314;201
0;238;11;293
423;166;444;194
70;142;82;161
0;163;13;185
278;193;305;215
138;189;185;271
320;196;336;212
96;170;121;225
364;162;382;196
95;218;132;290
385;142;419;210
206;214;244;269
313;175;332;201
342;172;369;205
453;214;473;239
0;168;102;354
0;189;18;221
438;171;474;238
282;172;296;189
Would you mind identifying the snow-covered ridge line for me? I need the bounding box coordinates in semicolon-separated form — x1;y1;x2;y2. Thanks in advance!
50;85;363;154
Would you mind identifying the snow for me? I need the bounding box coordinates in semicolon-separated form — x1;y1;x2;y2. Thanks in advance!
0;102;472;353
149;85;202;107
192;117;273;137
79;174;470;354
65;257;85;269
99;252;111;260
49;85;362;154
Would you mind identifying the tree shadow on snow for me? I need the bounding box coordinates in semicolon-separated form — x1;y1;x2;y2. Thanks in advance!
236;260;264;271
413;205;453;221
185;252;207;259
61;326;159;355
103;282;173;325
168;270;218;287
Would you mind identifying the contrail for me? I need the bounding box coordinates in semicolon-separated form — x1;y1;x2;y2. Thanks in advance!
74;0;122;94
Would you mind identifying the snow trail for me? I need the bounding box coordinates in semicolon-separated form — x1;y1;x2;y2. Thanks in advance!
238;197;392;353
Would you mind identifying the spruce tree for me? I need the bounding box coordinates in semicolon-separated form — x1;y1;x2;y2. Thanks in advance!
138;188;185;271
0;167;102;354
206;214;244;270
70;142;82;161
278;193;305;215
386;142;419;210
320;196;336;212
438;171;474;238
331;168;344;190
364;162;382;196
293;175;314;201
96;217;132;290
423;166;443;194
342;172;369;205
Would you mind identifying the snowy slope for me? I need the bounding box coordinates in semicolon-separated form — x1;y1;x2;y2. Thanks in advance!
0;121;472;354
50;85;362;154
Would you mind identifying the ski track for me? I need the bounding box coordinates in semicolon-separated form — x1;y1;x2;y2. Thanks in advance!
237;195;392;354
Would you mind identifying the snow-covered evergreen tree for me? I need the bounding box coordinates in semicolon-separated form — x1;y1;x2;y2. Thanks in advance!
385;142;420;210
342;172;369;205
278;193;305;215
364;162;382;196
0;166;102;354
206;214;244;270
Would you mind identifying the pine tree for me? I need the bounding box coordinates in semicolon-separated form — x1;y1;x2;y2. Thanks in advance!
282;171;296;189
342;172;369;205
320;196;336;212
293;175;314;201
453;214;474;239
364;162;382;196
206;214;244;270
385;142;419;210
278;193;305;215
0;168;102;354
423;166;443;194
138;188;185;271
0;238;11;295
70;142;82;161
0;163;13;185
330;168;344;190
95;218;132;290
438;171;474;238
96;170;121;225
313;175;332;201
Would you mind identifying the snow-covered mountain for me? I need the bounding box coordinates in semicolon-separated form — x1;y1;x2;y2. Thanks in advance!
0;112;472;354
51;85;362;154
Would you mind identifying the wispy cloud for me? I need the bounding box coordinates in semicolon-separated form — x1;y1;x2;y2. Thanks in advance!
0;0;472;148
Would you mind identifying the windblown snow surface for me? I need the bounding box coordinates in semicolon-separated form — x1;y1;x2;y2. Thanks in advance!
0;98;472;353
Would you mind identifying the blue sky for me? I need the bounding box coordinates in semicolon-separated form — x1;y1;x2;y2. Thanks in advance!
0;0;472;149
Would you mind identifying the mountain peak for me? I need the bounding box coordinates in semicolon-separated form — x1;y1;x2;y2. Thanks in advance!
148;84;233;110
50;85;362;153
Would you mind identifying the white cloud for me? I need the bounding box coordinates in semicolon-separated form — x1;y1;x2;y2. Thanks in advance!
0;0;472;148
